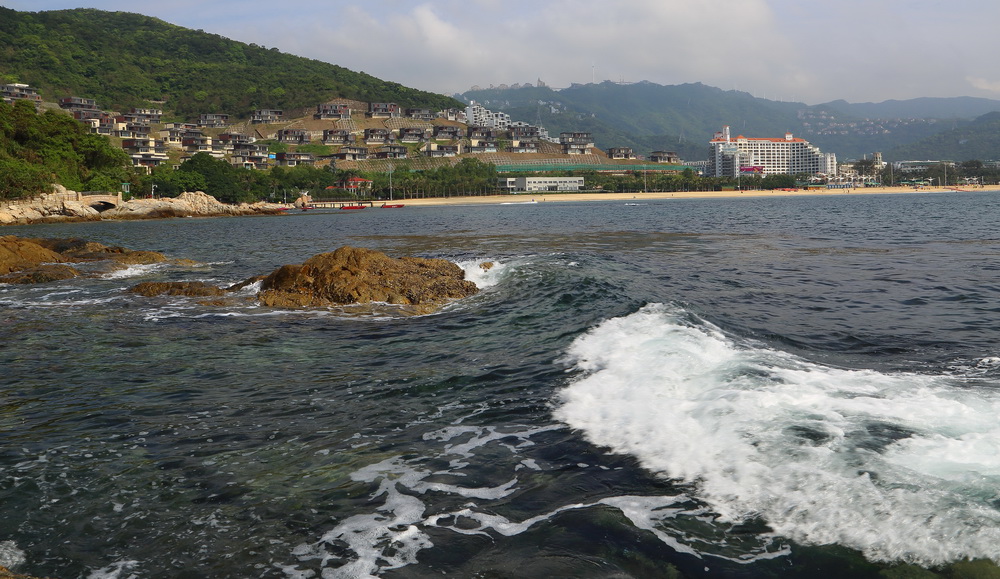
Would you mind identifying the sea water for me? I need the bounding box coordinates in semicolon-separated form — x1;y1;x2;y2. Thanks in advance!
3;192;1000;577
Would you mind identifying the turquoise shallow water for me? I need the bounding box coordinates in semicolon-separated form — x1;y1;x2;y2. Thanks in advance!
4;192;1000;577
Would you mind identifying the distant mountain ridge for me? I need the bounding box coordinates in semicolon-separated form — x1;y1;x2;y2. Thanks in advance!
0;7;463;122
460;82;1000;161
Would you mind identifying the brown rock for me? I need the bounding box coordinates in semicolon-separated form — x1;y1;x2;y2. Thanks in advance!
257;246;478;309
128;281;227;298
0;264;81;284
0;565;48;579
0;236;66;275
26;238;167;264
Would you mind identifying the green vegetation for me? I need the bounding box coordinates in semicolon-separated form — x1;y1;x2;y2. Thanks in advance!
0;7;462;121
141;154;499;203
0;99;132;199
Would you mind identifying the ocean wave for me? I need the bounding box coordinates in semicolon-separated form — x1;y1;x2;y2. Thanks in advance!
554;303;1000;566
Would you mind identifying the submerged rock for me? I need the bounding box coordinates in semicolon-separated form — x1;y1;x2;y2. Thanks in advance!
0;264;81;284
256;246;479;310
128;281;228;297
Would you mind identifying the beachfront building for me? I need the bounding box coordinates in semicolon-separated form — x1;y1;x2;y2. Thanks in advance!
708;126;836;177
498;176;586;192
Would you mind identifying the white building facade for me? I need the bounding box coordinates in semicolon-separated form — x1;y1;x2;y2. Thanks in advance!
499;176;585;192
708;126;836;177
465;101;511;130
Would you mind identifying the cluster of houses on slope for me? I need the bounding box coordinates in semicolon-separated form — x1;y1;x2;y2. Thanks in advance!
2;83;682;172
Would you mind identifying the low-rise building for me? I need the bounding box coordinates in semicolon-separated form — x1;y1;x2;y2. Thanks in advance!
322;129;354;145
334;146;369;161
432;126;463;140
1;83;42;104
277;128;310;144
650;151;680;164
375;145;408;159
499;176;585;192
607;147;636;160
426;144;459;157
315;103;352;120
507;142;539;154
369;102;400;118
199;113;230;128
405;108;435;120
275;152;316;167
364;128;392;145
398;127;429;143
251;109;283;124
560;132;594;155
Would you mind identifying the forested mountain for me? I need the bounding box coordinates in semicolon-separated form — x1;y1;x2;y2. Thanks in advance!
820;97;1000;120
0;7;462;121
460;82;1000;161
886;112;1000;161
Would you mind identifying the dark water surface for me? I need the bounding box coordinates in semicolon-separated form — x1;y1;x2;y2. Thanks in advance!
4;192;1000;578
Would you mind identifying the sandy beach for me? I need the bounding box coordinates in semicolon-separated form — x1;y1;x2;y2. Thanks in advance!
391;185;991;207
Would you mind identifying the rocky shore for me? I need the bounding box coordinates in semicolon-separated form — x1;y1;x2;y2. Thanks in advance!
0;186;285;226
0;236;480;314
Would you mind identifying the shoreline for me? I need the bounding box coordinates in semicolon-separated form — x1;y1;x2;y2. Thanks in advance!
386;185;993;207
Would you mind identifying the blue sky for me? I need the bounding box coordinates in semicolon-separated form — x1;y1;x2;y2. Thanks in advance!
4;0;999;105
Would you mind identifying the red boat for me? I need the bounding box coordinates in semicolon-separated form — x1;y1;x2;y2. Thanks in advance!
381;203;405;208
340;205;366;210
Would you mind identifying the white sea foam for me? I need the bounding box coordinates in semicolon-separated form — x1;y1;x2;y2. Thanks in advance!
457;259;508;289
289;423;786;577
0;540;26;570
87;559;140;579
553;303;1000;566
100;263;164;279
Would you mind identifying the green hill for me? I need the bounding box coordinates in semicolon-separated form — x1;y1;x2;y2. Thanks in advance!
0;7;463;121
886;112;1000;161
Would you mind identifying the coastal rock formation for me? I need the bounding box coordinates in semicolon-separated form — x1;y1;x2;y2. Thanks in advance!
0;236;170;283
128;281;228;297
0;185;103;225
0;236;67;275
256;246;479;310
25;237;167;265
102;191;284;220
0;187;285;226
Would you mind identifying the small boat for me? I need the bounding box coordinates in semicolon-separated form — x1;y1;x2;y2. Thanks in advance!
340;205;366;210
381;203;405;208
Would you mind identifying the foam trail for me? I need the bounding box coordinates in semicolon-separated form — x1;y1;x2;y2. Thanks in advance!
554;303;1000;566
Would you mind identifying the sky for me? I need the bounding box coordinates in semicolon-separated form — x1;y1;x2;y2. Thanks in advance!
4;0;1000;105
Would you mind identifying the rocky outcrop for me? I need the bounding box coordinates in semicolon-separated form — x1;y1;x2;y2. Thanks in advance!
0;185;102;225
0;236;170;284
128;281;228;297
0;187;285;226
255;246;479;310
25;237;167;265
102;191;285;221
4;236;480;314
0;236;67;275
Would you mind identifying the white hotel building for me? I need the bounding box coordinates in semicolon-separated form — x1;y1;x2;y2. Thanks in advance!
708;126;836;177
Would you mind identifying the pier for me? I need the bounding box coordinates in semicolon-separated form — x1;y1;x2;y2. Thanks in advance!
309;200;375;209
